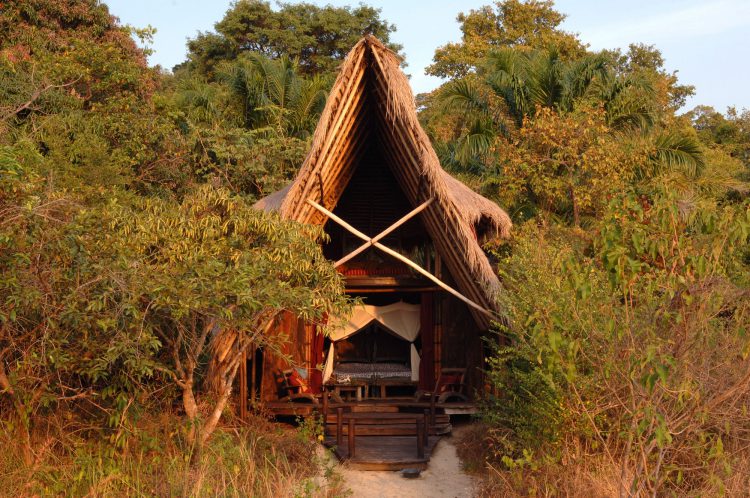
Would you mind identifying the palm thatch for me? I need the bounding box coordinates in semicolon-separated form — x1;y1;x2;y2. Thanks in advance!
254;36;511;328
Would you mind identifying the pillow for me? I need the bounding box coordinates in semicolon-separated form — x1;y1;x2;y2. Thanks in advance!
287;370;311;393
438;373;462;392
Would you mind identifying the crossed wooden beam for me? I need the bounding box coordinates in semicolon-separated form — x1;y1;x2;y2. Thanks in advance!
306;199;493;317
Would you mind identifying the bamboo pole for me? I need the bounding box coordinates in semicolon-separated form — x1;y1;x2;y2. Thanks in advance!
371;98;493;329
334;197;434;267
307;199;494;317
250;345;257;407
317;83;367;194
292;55;366;219
321;114;369;208
305;82;367;224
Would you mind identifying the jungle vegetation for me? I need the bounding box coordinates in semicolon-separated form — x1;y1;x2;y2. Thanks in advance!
1;0;748;496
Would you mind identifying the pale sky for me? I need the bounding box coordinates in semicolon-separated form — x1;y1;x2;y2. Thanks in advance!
106;0;750;113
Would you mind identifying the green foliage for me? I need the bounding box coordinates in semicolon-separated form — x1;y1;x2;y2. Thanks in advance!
218;53;330;138
689;105;750;170
426;43;706;227
185;0;401;77
165;51;326;198
483;340;563;458
0;0;348;466
427;0;585;79
486;186;750;493
424;8;749;492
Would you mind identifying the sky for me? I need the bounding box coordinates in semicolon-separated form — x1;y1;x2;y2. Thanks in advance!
106;0;750;113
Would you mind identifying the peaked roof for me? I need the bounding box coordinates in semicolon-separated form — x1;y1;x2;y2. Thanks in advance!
254;36;511;328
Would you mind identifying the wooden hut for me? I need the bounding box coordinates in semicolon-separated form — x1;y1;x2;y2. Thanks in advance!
245;36;511;415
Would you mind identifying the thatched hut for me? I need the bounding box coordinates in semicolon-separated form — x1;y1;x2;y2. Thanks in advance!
244;36;511;413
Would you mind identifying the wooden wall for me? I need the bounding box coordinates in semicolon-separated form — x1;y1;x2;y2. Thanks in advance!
438;266;486;398
259;312;309;402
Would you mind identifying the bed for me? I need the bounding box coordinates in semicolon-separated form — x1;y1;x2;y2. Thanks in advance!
332;361;412;382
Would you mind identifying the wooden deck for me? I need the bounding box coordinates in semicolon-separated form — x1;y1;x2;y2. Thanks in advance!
260;397;476;470
324;435;440;470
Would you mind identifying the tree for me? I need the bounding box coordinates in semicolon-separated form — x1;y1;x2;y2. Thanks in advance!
605;43;695;112
426;0;585;79
427;45;704;226
503;106;633;226
432;47;649;168
85;185;348;452
220;53;330;137
688;105;750;169
184;0;402;77
166;52;327;197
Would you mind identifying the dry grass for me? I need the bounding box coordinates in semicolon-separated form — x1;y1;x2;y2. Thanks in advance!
0;412;347;498
455;424;750;497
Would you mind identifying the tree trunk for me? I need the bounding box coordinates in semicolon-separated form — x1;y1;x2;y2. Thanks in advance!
200;375;235;446
181;380;198;448
206;329;239;394
569;182;580;227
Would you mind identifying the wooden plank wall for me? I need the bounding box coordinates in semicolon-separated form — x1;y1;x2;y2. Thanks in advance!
259;313;308;402
438;263;485;398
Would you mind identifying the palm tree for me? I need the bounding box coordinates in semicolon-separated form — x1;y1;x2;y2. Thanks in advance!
436;47;704;178
173;77;233;128
220;53;330;139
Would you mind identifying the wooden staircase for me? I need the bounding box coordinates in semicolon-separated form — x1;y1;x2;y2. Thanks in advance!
320;393;449;470
325;404;452;436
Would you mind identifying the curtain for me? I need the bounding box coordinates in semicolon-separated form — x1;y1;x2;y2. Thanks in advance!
322;301;421;383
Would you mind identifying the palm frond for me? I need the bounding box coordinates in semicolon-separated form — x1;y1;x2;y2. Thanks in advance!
450;117;497;169
650;130;705;178
438;78;490;116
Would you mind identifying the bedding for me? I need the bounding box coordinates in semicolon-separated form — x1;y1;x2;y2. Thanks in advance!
332;362;411;382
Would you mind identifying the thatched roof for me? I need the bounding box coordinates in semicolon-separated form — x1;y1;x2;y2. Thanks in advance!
253;36;511;328
258;170;511;240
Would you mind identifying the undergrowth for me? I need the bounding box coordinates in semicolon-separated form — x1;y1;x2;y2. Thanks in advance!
0;411;347;498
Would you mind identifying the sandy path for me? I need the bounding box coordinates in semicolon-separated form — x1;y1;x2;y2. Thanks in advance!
338;434;476;498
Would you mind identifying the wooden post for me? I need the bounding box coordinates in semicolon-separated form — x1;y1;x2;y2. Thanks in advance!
336;406;344;448
435;254;442;383
348;418;356;459
322;388;329;427
424;408;432;439
416;418;425;458
429;393;436;429
239;349;247;421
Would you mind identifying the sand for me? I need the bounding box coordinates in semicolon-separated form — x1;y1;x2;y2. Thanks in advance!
337;433;477;498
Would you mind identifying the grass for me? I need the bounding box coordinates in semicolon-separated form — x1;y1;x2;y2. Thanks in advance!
454;420;750;497
0;412;349;497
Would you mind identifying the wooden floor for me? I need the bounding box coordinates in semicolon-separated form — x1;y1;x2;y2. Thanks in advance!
324;435;440;470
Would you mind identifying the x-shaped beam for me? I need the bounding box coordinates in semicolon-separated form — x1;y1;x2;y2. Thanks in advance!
306;199;493;316
334;197;434;267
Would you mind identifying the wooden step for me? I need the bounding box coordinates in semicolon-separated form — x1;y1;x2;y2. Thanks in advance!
326;424;426;436
324;414;449;424
349;405;399;413
326;423;452;437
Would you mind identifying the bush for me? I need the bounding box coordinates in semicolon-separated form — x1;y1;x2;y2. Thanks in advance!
0;412;343;497
480;188;750;495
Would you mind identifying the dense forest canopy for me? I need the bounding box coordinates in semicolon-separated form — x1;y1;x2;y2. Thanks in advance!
1;0;749;496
